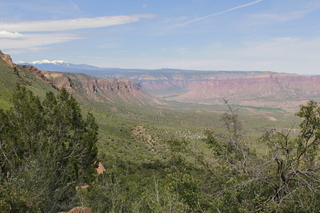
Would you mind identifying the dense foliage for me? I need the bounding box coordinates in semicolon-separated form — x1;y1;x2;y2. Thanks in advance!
0;85;98;212
1;84;320;212
78;100;320;212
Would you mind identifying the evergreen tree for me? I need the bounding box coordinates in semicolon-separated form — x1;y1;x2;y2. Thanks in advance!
0;85;98;212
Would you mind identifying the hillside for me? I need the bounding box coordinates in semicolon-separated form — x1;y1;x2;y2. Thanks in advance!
0;51;58;109
3;50;299;162
2;54;163;108
3;53;302;175
85;70;320;110
20;60;320;110
5;51;319;212
42;71;165;106
0;51;170;164
164;73;320;109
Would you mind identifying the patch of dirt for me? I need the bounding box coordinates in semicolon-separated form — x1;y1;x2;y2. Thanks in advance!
96;162;106;174
60;207;92;213
267;116;277;121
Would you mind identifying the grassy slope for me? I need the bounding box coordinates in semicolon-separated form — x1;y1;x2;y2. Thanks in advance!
0;57;58;110
0;57;167;170
83;98;301;165
0;55;302;173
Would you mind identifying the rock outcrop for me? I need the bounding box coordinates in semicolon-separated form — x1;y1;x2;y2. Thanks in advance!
0;51;21;76
44;72;165;106
0;51;59;89
0;50;163;106
81;78;141;95
158;73;320;109
22;65;58;90
102;70;320;109
0;52;15;68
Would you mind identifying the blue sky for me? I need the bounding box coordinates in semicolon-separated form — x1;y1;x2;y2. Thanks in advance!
0;0;320;75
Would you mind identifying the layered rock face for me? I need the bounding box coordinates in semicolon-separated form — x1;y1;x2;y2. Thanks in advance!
3;50;319;109
0;52;22;77
81;78;141;95
0;52;58;90
0;52;15;68
0;51;163;106
44;72;164;106
21;65;58;89
141;73;320;109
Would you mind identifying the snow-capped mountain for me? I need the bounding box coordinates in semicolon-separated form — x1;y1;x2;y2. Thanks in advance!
29;60;67;65
18;60;102;72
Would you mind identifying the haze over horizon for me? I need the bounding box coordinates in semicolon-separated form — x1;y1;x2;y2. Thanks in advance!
1;0;319;75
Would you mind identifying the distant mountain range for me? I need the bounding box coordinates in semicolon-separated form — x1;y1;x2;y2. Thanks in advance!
0;54;161;107
18;60;103;72
17;59;320;110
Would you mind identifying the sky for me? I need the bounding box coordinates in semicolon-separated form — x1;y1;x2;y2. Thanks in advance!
0;0;320;75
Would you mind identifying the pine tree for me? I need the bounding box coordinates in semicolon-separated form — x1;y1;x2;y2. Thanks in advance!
0;85;98;212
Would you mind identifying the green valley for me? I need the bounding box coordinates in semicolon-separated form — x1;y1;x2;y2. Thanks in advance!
1;51;320;212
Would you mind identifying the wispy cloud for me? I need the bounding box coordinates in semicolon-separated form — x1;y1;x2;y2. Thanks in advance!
0;14;157;52
250;13;305;23
1;33;82;50
68;0;81;12
0;14;157;32
174;46;190;55
171;0;264;29
93;35;320;75
240;37;320;60
0;31;25;39
247;0;320;25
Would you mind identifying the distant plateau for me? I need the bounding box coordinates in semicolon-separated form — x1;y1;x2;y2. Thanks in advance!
18;60;320;110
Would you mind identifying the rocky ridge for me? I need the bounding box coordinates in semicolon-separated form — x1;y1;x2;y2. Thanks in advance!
1;51;162;106
14;55;320;109
43;72;164;106
164;73;320;108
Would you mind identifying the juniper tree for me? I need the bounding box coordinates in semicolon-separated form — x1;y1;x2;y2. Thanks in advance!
0;85;98;212
170;100;320;212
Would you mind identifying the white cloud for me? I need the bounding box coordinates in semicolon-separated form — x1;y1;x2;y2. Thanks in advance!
0;31;25;39
1;33;82;50
0;14;157;32
0;14;157;53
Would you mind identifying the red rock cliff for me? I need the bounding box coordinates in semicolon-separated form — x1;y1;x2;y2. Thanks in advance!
44;72;164;106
